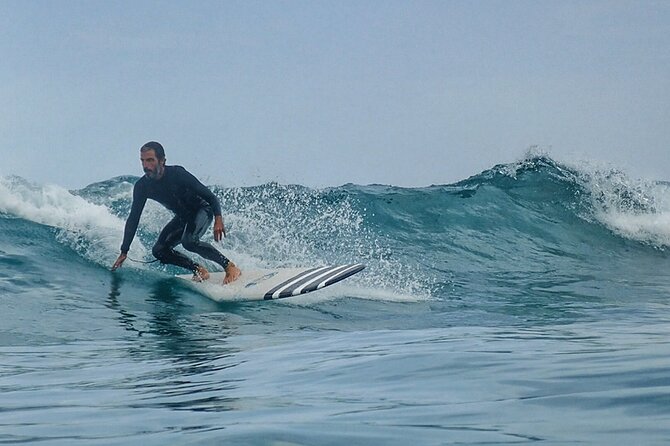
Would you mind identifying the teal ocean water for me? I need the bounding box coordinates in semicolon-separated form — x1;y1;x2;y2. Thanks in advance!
1;155;670;444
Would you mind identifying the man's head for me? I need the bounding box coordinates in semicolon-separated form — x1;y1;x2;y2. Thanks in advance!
140;141;166;180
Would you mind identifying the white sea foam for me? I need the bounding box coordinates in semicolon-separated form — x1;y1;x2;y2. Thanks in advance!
567;160;670;248
0;175;148;265
214;183;433;298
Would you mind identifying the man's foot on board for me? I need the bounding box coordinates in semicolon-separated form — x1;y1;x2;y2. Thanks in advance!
192;265;210;282
223;262;241;284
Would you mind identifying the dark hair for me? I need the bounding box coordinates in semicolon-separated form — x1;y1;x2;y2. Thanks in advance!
140;141;165;160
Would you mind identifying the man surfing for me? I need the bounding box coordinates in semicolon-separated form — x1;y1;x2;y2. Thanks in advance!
111;141;241;284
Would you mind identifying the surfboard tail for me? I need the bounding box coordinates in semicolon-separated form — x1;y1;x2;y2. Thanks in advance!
265;263;366;300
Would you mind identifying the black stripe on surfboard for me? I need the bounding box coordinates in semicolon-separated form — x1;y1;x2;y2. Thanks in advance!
263;266;330;300
320;263;366;288
269;263;366;300
299;264;366;295
265;265;344;300
274;265;351;299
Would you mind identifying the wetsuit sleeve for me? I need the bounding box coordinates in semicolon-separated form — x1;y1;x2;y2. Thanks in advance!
120;182;148;254
178;167;223;216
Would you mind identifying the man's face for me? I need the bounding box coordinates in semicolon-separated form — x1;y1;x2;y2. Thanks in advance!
141;149;165;180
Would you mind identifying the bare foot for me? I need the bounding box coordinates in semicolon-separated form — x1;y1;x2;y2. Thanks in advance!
223;262;241;284
192;265;210;282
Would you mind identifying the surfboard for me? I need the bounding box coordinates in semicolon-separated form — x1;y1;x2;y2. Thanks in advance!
176;263;365;302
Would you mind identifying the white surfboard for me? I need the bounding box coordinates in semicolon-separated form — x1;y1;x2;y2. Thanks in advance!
176;263;365;302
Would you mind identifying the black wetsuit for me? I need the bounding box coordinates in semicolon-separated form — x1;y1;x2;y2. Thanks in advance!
120;165;230;272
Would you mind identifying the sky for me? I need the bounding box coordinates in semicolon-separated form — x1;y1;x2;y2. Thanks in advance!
1;0;669;189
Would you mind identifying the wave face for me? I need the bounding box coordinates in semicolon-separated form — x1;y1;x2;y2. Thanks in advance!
2;156;670;444
2;155;670;305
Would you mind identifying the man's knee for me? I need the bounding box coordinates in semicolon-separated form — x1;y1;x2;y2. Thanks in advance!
152;243;169;261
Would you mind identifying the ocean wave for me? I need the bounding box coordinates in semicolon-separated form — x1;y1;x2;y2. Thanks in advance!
1;154;668;302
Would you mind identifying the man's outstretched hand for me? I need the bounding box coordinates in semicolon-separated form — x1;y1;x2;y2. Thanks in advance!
213;215;226;242
111;253;127;271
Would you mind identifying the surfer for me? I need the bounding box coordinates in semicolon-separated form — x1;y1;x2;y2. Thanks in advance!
111;141;241;284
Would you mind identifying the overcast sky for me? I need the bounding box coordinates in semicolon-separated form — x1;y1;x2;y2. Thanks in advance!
1;0;669;188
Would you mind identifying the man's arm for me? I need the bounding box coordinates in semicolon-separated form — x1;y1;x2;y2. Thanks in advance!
112;183;147;270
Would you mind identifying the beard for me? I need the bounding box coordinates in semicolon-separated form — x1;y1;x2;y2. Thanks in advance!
144;165;164;179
